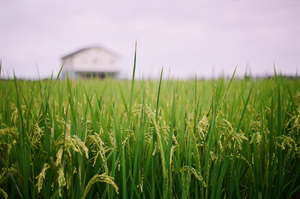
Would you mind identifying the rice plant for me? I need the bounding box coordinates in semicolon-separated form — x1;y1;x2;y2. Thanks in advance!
0;60;299;198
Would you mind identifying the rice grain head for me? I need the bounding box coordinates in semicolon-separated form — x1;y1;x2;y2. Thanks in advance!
82;173;119;199
36;163;50;193
0;188;8;199
58;166;66;197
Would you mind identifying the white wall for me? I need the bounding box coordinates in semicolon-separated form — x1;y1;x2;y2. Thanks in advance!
62;47;120;73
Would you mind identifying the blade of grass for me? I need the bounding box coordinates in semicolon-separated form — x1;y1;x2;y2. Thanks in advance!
13;71;29;199
127;41;137;126
156;68;163;122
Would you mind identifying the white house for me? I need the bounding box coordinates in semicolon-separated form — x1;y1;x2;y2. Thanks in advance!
61;46;120;79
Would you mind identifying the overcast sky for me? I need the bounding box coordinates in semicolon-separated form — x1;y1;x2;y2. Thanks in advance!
1;0;300;79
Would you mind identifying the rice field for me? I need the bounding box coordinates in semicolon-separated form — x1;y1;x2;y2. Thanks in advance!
0;61;299;198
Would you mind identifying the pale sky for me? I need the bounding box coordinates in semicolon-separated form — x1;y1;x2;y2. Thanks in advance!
1;0;300;79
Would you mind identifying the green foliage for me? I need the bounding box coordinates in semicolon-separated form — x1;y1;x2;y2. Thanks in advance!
0;70;299;198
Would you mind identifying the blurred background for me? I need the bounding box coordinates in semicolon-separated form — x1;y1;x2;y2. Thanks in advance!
1;0;299;80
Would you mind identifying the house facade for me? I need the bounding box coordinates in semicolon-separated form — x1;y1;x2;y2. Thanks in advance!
61;46;120;79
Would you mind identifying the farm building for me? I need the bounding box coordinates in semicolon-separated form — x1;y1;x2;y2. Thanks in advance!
61;46;120;79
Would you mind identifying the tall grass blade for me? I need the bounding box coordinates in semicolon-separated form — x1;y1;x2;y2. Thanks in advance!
127;41;137;125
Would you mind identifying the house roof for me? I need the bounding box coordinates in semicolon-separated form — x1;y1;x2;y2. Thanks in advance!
61;45;120;59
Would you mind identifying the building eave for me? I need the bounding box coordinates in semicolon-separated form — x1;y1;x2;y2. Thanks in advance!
61;45;120;60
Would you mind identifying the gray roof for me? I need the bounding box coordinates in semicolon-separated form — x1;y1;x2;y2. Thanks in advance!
61;46;120;59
